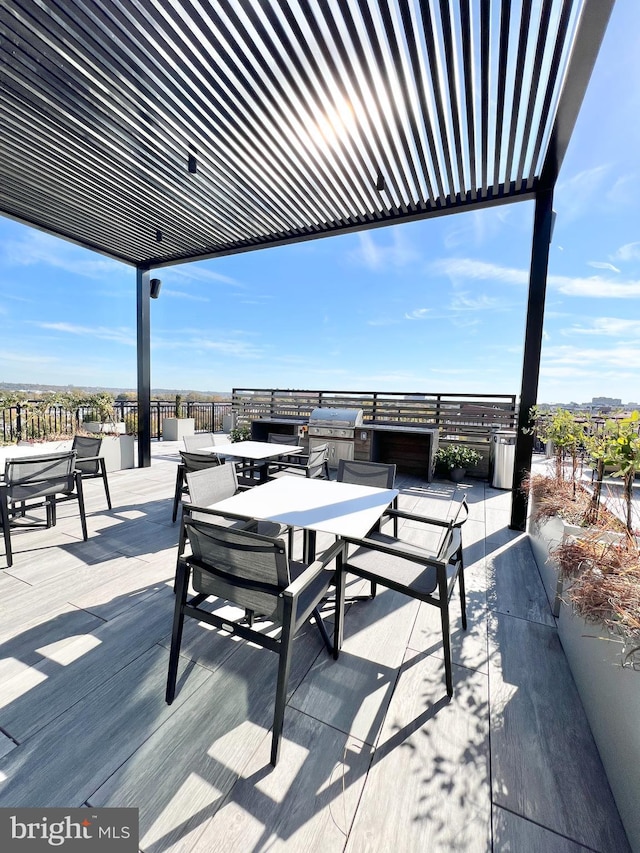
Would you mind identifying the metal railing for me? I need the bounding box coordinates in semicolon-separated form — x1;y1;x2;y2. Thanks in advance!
0;400;232;444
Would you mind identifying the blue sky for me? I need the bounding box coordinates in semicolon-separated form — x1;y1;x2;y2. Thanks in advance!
1;2;639;404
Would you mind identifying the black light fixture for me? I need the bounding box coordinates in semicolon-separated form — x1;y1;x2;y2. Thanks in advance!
150;278;162;299
155;229;163;242
188;153;197;173
375;172;385;192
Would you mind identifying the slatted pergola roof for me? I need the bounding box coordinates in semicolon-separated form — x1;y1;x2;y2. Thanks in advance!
0;0;613;269
0;0;615;527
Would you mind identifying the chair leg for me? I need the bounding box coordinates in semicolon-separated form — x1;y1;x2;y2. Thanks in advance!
99;459;112;510
457;550;467;630
172;466;185;523
0;496;13;568
333;556;345;660
438;571;454;697
271;602;295;766
166;560;190;703
75;474;88;541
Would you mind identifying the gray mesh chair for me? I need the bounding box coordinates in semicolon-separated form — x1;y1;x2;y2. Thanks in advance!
179;465;287;555
166;520;345;765
0;450;88;568
341;497;469;697
172;449;220;523
337;459;398;537
183;433;216;451
267;433;300;464
269;443;329;481
72;435;111;509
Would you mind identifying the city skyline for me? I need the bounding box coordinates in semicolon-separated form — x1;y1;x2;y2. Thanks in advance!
1;2;638;405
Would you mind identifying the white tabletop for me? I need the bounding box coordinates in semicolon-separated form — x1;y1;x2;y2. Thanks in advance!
195;440;304;461
210;474;398;540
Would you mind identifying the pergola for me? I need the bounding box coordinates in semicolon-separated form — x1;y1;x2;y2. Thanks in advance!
0;0;615;528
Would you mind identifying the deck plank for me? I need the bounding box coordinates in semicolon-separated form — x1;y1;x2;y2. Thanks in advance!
88;624;331;852
492;806;594;852
346;652;490;852
485;532;555;626
192;709;373;852
0;645;212;808
0;588;175;741
488;612;631;851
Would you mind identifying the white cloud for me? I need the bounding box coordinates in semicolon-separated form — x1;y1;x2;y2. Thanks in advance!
543;344;640;370
431;257;640;298
613;242;640;263
348;228;421;272
32;322;135;346
404;308;431;320
588;261;620;273
0;231;127;279
0;349;59;365
556;165;610;222
161;288;210;302
169;263;244;288
563;318;640;337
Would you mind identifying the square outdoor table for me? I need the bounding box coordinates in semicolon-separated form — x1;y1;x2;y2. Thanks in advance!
210;474;399;560
195;440;304;484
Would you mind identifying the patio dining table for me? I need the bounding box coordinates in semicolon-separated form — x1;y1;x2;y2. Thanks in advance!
208;473;399;562
194;439;304;484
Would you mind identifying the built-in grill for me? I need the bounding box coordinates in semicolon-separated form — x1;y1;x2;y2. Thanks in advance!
308;407;364;468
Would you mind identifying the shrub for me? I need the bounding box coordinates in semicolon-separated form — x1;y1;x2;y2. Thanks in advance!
435;443;481;470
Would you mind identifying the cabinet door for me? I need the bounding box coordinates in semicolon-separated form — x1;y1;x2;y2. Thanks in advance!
310;437;354;468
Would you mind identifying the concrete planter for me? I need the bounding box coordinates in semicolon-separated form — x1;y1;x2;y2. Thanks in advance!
8;436;134;472
557;603;640;850
98;434;135;472
527;502;582;617
83;421;126;435
162;418;195;441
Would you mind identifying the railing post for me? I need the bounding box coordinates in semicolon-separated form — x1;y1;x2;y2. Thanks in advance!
16;403;22;440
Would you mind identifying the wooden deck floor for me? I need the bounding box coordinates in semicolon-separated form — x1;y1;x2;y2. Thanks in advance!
0;442;630;852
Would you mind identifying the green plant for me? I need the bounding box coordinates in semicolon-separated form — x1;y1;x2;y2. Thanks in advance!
435;443;481;471
229;423;250;443
605;410;640;534
530;407;583;484
84;392;116;424
174;394;183;419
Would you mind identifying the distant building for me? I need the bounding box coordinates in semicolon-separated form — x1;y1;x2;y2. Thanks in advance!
592;396;622;407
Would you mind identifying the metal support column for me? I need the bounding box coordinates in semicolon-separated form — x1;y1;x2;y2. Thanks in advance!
510;188;554;530
136;266;152;468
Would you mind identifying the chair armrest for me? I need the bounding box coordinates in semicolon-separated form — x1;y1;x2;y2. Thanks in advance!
341;532;445;568
385;500;469;529
284;539;344;599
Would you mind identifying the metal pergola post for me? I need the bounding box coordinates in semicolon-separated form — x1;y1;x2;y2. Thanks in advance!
136;266;152;468
510;188;554;530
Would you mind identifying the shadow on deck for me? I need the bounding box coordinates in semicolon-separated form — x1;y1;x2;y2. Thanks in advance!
0;442;630;851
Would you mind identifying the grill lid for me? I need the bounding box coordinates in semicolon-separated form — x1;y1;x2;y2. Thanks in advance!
309;408;364;428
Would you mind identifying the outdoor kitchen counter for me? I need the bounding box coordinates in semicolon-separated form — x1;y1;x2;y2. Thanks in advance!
355;424;439;481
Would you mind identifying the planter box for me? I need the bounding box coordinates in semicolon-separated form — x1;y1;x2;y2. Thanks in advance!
162;418;195;441
527;493;583;617
83;421;126;435
9;437;134;472
558;603;640;850
98;434;134;472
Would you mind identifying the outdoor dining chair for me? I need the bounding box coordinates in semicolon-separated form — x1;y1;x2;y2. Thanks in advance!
72;434;112;509
183;432;217;451
337;459;398;537
166;519;345;765
178;465;287;557
340;497;469;697
172;449;220;523
267;432;301;464
0;450;88;568
268;443;329;481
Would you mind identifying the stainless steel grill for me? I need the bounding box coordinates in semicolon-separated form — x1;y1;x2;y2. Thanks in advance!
308;408;364;469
